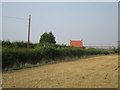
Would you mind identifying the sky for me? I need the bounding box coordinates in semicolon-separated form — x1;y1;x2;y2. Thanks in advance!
2;2;118;46
118;2;120;42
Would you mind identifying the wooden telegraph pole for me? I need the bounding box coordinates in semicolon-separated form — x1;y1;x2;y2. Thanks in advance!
27;15;31;48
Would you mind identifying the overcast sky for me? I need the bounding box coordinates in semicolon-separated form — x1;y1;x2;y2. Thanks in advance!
2;2;118;46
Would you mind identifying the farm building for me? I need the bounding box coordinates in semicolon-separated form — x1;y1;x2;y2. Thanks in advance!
70;40;83;47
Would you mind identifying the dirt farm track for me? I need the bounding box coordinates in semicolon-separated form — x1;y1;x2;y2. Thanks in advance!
2;55;118;88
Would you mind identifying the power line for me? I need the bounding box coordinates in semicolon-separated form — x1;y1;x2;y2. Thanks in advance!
2;16;27;20
3;15;31;48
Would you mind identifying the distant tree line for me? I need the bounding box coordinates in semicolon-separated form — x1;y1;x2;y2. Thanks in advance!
2;32;64;48
2;40;69;48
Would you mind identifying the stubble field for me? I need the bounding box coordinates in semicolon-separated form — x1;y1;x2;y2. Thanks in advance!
2;55;118;88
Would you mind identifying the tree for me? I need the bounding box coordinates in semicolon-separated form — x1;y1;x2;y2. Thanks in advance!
2;40;12;48
39;32;56;44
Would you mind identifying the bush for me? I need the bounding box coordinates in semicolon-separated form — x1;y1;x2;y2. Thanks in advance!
12;41;27;48
2;41;37;48
2;40;12;48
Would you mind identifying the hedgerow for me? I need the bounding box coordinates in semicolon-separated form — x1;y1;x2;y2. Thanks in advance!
2;46;116;70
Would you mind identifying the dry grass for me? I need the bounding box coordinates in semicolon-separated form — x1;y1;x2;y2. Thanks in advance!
2;55;118;88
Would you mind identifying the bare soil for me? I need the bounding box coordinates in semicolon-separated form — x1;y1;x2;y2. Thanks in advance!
2;55;118;88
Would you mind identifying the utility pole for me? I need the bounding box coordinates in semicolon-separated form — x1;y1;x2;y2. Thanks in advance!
118;41;120;47
27;15;31;48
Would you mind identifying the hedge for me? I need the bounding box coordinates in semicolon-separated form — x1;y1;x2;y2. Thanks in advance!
2;46;116;70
